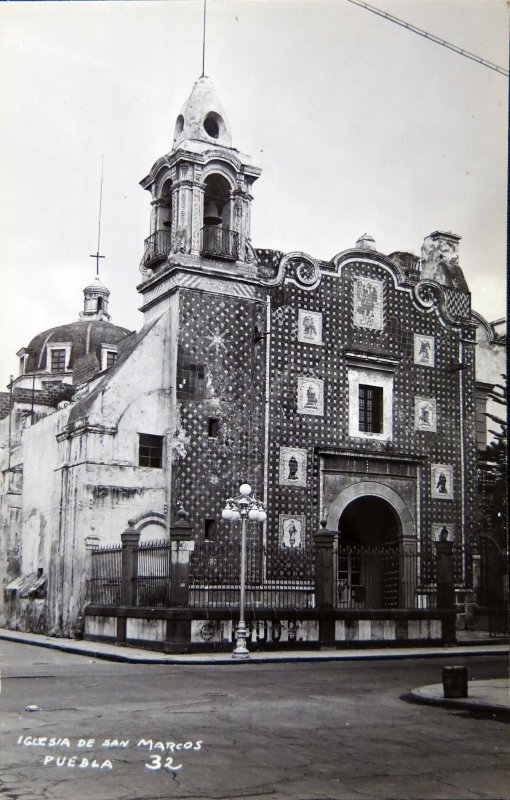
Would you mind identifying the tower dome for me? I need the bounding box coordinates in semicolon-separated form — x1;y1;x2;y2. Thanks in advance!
15;278;133;386
172;76;232;148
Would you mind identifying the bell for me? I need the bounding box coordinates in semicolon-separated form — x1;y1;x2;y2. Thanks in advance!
204;201;222;226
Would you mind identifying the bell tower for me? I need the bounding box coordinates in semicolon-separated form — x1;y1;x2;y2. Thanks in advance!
139;76;261;286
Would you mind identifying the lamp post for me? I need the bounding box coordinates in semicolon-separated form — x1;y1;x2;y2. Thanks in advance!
222;483;267;659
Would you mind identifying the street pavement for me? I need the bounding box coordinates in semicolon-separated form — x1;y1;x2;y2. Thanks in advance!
0;637;508;800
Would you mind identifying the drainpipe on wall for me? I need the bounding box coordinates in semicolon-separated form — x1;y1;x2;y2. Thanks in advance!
262;294;271;581
458;339;466;587
7;375;13;471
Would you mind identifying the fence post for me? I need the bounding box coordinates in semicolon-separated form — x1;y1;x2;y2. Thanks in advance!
170;507;195;606
166;507;195;653
120;522;141;605
399;539;417;608
314;520;337;646
435;533;456;644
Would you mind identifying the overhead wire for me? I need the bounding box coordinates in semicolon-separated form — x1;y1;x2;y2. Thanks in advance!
345;0;509;77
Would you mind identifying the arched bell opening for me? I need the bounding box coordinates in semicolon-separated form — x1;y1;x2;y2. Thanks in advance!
158;178;173;231
202;173;238;260
142;178;173;270
337;496;401;609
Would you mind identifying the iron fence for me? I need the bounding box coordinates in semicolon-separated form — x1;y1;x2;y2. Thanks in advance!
335;547;437;610
135;540;172;607
189;540;315;609
90;544;122;605
89;540;443;611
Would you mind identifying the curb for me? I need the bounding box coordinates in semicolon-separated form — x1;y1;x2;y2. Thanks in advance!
407;686;510;721
0;630;507;665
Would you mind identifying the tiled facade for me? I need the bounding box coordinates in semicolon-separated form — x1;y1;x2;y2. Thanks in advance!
165;246;477;589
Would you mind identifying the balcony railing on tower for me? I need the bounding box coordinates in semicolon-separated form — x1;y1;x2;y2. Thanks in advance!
201;225;239;260
142;229;171;269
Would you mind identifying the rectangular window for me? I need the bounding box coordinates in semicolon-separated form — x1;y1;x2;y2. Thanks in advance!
208;418;219;438
204;518;216;540
138;434;163;468
50;349;66;373
359;384;383;433
106;351;117;369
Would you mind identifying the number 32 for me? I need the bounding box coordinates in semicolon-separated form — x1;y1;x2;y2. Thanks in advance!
145;755;182;772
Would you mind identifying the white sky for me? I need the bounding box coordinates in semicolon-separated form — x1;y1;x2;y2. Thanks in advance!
0;0;507;385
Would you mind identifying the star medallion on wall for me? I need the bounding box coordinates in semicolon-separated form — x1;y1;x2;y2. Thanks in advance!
204;325;229;354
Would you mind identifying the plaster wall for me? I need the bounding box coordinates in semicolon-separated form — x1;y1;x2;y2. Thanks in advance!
20;409;67;576
49;306;178;635
474;319;506;448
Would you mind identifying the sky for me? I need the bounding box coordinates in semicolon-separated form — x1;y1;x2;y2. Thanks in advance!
0;0;507;385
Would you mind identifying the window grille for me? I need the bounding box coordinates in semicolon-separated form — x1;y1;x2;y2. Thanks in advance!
359;384;383;433
138;434;163;468
50;349;66;372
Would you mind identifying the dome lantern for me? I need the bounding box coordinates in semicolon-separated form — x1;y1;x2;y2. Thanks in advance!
80;276;111;321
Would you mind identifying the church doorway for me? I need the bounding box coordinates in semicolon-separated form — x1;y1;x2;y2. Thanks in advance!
338;496;401;608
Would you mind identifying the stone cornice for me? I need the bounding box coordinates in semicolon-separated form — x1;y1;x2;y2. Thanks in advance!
317;447;425;464
343;350;401;372
57;423;118;441
138;265;266;311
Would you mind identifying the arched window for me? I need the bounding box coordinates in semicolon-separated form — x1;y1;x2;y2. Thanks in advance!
202;173;238;260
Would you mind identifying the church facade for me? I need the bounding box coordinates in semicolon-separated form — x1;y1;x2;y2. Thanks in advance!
0;76;504;640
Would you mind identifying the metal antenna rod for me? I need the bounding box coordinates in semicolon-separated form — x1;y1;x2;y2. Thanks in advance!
201;0;207;77
90;155;105;277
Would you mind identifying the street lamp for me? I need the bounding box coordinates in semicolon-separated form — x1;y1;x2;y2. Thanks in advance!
222;483;267;659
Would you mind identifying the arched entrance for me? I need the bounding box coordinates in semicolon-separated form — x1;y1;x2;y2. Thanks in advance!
338;496;401;609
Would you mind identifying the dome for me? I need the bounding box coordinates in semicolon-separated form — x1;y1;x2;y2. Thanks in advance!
22;320;132;375
172;76;232;149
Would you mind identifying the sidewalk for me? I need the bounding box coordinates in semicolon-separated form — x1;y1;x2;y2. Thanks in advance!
409;677;509;720
0;626;506;665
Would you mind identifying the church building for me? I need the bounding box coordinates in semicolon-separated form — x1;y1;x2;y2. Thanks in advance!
0;75;504;643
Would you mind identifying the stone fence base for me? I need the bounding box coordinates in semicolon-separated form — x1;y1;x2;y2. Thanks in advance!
84;606;456;653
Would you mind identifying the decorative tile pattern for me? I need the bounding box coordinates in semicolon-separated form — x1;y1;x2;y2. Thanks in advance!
431;464;454;500
298;309;322;345
279;514;306;548
297;377;324;416
174;288;267;543
414;334;435;367
353;276;384;330
415;397;437;432
279;446;307;487
445;289;471;320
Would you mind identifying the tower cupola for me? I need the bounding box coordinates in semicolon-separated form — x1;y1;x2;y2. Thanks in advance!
173;76;232;149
